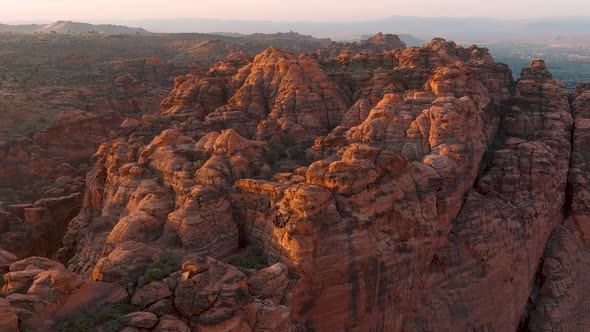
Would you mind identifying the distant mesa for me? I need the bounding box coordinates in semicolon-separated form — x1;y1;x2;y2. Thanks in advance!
359;33;425;47
0;20;149;34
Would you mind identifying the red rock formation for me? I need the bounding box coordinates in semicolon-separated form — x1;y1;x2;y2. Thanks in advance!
52;38;531;331
406;59;573;330
0;256;128;331
205;47;350;142
0;111;126;260
319;32;407;60
0;192;82;259
0;253;294;331
523;82;590;330
6;37;587;331
0;111;124;189
232;40;515;331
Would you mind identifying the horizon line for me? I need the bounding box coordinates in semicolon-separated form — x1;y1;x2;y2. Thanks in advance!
2;15;590;25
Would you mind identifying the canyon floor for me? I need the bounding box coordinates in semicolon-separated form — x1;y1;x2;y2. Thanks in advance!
0;32;588;332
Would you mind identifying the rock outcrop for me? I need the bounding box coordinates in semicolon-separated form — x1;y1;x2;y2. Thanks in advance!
319;32;407;59
233;39;515;331
54;38;542;331
0;111;127;260
0;253;293;331
405;59;574;331
3;34;589;331
0;255;128;331
523;82;590;331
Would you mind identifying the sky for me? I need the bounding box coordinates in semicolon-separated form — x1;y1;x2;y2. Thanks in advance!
1;0;589;22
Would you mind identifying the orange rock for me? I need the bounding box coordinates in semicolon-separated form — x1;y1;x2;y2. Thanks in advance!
131;281;172;310
0;298;19;332
91;241;162;283
0;256;128;331
43;40;590;331
123;311;159;328
247;263;289;304
153;314;190;332
406;60;573;330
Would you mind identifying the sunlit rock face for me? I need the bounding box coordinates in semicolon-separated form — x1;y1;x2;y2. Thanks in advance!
4;33;588;331
234;39;517;331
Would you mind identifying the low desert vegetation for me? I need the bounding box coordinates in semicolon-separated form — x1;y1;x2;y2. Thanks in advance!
143;252;183;284
226;245;267;275
55;304;129;332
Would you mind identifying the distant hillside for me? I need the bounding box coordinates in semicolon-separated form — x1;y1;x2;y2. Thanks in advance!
105;16;590;44
357;33;425;47
0;21;148;34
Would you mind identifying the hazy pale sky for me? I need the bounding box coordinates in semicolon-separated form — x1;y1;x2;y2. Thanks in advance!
1;0;588;22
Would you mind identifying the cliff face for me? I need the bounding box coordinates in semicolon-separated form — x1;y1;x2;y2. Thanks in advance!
407;59;574;331
1;35;589;331
0;111;125;259
524;83;590;331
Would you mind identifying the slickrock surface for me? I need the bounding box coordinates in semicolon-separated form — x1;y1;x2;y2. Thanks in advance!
2;35;589;331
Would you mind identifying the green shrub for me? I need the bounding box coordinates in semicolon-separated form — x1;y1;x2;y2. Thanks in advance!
406;155;422;163
193;159;205;169
56;304;129;332
226;246;267;274
143;252;182;284
19;323;33;332
280;133;295;147
0;190;18;207
266;143;287;166
262;169;274;180
286;146;308;165
265;134;309;169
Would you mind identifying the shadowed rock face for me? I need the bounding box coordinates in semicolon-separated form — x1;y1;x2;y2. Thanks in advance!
523;82;590;331
407;57;573;331
0;112;126;260
1;35;589;331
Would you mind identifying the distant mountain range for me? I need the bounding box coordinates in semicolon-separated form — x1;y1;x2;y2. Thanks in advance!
2;16;589;47
0;21;147;34
206;31;425;47
357;34;425;47
95;16;590;45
